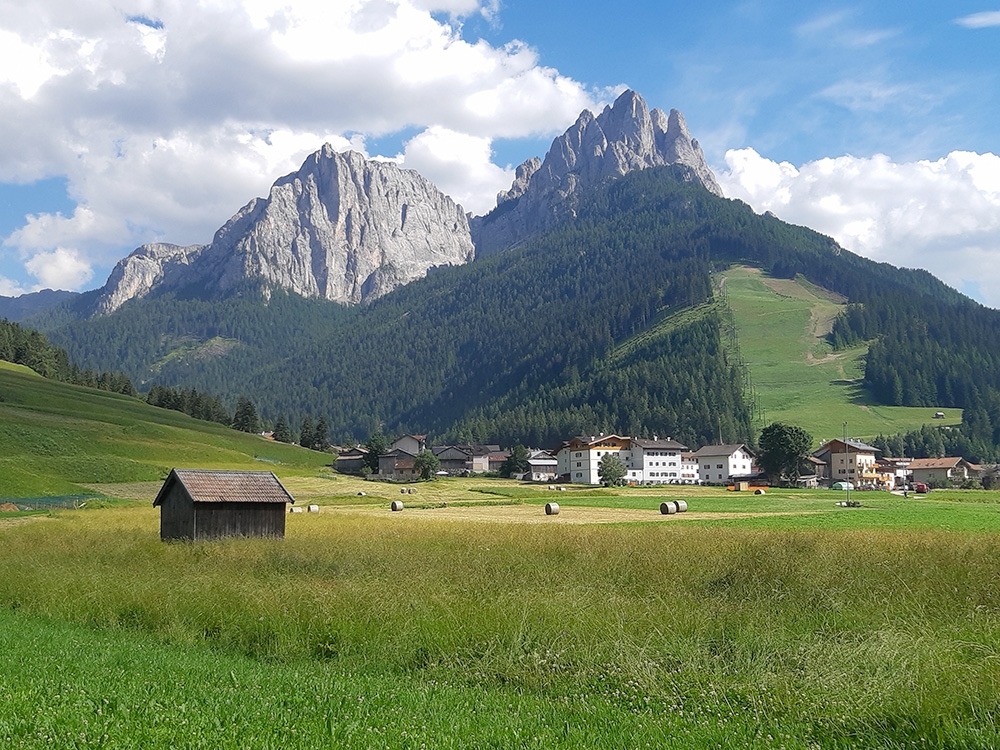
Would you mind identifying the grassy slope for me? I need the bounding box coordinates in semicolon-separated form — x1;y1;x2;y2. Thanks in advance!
721;265;962;443
0;364;332;499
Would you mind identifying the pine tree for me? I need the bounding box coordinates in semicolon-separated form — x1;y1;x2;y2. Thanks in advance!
273;415;293;443
299;417;314;449
233;396;259;434
313;418;330;451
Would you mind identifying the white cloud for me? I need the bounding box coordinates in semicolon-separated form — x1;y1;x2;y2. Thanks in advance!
0;276;28;296
719;148;1000;308
24;247;93;290
955;11;1000;29
0;0;603;291
401;127;514;214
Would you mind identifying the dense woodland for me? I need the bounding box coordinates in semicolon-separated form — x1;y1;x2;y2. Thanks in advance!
0;318;136;396
32;165;1000;456
830;296;1000;462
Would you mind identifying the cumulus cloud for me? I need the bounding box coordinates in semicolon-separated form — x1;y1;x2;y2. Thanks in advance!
0;0;604;291
401;127;514;214
0;275;27;296
24;247;93;290
719;148;1000;308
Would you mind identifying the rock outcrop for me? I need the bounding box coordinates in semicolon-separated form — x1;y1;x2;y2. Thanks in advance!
471;89;722;256
94;243;205;316
93;147;474;314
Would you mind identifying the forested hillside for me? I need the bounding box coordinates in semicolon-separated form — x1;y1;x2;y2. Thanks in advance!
40;165;998;451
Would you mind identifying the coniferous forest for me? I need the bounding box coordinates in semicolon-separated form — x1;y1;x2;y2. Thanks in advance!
31;165;1000;455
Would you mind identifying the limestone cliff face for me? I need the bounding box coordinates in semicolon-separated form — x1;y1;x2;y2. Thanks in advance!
93;243;205;316
471;89;722;256
197;147;474;304
93;147;474;314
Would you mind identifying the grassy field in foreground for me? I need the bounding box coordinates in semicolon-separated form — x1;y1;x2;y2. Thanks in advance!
2;493;1000;748
0;365;332;499
720;266;962;443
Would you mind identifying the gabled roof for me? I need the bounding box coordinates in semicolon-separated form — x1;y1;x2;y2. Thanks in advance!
692;444;754;458
814;438;879;455
153;469;294;507
631;437;689;450
382;448;416;458
908;457;970;470
336;447;368;458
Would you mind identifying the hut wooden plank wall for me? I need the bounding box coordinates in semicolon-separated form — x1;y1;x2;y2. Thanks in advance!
153;469;295;541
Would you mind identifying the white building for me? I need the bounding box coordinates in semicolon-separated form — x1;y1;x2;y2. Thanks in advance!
557;434;631;484
692;444;755;484
553;434;695;485
625;437;691;484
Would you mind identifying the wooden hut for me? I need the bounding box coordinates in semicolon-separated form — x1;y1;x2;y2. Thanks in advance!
153;469;295;541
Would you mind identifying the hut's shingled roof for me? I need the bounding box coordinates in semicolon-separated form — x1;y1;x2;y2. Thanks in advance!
153;469;295;506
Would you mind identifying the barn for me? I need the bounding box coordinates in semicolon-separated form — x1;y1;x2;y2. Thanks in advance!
153;469;295;541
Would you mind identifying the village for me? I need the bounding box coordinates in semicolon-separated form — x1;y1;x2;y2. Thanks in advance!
333;431;988;491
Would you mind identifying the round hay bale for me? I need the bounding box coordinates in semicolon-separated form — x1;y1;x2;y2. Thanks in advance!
390;500;404;512
754;488;766;495
290;506;304;513
659;501;677;515
357;491;366;496
407;488;415;494
400;488;407;494
674;499;688;512
307;504;320;513
545;502;560;516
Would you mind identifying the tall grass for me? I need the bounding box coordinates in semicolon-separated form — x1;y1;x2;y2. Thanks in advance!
2;507;1000;746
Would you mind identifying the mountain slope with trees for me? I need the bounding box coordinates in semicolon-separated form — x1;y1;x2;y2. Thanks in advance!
38;165;1000;454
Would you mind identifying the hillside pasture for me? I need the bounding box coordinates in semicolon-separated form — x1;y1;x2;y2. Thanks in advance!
720;265;962;442
0;365;332;499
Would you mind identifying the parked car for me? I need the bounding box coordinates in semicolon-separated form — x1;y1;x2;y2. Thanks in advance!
912;482;929;493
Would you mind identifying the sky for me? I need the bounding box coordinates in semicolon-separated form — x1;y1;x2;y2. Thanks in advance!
2;1;1000;307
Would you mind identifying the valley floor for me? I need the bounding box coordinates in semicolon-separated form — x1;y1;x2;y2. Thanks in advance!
2;479;1000;748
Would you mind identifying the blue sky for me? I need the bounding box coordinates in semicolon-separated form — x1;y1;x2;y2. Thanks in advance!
2;1;1000;305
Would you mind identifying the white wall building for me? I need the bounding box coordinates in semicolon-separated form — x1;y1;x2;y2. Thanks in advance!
558;434;631;484
692;444;755;484
625;437;691;484
554;435;696;485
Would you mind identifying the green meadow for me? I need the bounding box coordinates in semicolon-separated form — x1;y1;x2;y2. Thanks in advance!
0;364;331;499
2;356;1000;747
3;485;1000;748
719;266;961;443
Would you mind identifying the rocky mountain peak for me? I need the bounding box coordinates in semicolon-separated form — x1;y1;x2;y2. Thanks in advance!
471;89;723;256
92;146;475;315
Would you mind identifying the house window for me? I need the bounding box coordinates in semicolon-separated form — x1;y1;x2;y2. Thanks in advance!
717;464;723;469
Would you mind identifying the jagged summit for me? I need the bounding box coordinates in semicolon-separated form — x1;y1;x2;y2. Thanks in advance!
88;90;719;316
471;89;722;256
91;147;475;315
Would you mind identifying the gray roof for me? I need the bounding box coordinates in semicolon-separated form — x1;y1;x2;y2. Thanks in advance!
631;437;689;450
814;438;880;455
692;444;753;458
153;469;295;506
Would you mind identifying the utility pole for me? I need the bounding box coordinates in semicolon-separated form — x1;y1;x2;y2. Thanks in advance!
843;421;851;506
